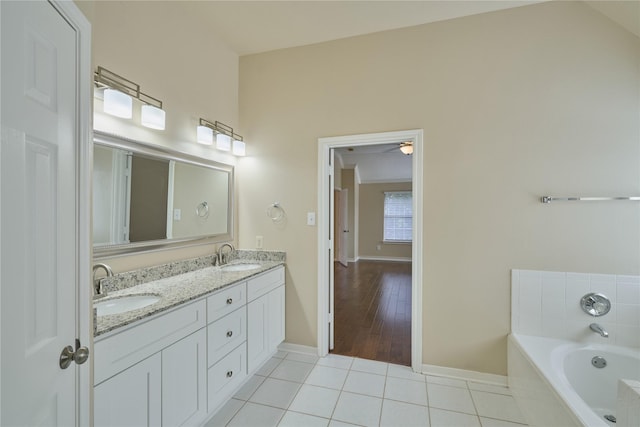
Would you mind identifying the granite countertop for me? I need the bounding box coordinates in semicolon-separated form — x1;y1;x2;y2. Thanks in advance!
94;260;284;338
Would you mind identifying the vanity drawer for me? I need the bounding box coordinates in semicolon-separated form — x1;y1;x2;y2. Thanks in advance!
207;282;246;323
94;300;206;385
208;342;246;413
208;307;246;366
247;266;285;302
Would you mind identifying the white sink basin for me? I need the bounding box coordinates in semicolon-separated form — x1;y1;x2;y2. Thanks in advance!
95;294;160;316
221;263;262;272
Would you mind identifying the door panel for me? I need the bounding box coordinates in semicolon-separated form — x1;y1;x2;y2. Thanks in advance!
1;1;78;424
339;189;349;267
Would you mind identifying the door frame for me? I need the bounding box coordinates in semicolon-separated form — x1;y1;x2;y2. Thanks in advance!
317;129;424;372
50;1;93;424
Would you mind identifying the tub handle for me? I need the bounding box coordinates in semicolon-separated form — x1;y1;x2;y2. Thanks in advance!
580;293;611;317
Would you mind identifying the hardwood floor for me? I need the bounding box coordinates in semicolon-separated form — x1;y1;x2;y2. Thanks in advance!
332;260;411;366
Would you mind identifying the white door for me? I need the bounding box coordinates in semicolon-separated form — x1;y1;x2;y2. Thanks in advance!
1;1;91;425
338;189;349;267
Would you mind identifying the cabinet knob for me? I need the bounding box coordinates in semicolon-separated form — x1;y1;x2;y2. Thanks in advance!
226;370;233;378
226;330;233;338
226;298;233;305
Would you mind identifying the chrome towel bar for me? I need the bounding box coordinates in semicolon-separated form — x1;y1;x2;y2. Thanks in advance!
541;196;640;204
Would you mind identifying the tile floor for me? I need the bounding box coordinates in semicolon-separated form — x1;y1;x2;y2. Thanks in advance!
204;351;528;427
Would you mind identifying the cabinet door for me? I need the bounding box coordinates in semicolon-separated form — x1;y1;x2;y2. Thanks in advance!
162;328;207;426
268;285;285;350
94;353;161;427
247;294;269;374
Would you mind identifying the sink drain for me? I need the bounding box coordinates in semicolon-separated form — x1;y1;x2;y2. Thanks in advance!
604;414;616;423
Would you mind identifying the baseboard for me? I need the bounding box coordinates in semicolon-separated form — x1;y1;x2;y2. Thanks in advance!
278;342;318;355
347;257;358;263
357;256;411;262
422;364;508;386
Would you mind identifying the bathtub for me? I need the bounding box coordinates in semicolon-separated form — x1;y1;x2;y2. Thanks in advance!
508;333;640;427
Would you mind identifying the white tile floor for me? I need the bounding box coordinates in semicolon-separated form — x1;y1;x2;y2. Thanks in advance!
205;352;528;427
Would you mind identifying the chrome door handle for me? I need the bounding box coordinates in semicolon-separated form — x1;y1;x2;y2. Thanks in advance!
59;346;75;369
59;339;90;369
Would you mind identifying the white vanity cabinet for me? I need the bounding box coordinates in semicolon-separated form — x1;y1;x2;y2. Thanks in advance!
94;300;207;427
206;282;248;412
93;265;286;425
247;267;286;374
94;353;161;427
162;328;207;426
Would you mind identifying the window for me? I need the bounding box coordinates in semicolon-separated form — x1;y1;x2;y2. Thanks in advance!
383;191;412;242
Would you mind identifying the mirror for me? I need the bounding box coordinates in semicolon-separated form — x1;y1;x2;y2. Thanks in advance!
93;131;233;257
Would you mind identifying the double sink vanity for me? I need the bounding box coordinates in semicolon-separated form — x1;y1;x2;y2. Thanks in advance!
90;131;283;425
93;251;286;426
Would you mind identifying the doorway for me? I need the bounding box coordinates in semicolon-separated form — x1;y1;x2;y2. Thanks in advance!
317;129;424;373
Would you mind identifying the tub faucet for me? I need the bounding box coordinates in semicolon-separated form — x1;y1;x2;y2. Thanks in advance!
589;323;609;338
217;243;235;265
92;263;113;297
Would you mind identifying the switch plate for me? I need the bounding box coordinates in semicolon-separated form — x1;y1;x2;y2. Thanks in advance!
173;209;181;221
307;212;316;226
256;235;263;249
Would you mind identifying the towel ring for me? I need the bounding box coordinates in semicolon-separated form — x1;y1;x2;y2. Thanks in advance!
196;201;209;219
266;202;284;222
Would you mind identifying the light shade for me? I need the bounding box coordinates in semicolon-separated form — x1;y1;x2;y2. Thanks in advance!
216;133;231;151
103;89;133;118
399;143;413;155
141;105;166;130
232;139;246;156
197;125;214;145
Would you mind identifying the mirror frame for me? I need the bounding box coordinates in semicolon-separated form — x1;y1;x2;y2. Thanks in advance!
93;130;234;259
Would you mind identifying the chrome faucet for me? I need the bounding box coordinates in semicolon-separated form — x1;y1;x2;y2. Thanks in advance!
217;243;235;265
589;323;609;338
93;263;114;297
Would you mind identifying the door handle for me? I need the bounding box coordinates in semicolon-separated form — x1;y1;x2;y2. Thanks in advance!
59;339;89;369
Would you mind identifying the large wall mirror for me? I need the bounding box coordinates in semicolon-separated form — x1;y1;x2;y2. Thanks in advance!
93;131;233;258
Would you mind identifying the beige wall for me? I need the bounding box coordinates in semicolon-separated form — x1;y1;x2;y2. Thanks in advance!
359;182;412;260
76;1;240;272
239;1;640;374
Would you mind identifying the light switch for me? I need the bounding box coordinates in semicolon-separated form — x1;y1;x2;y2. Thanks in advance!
307;212;316;226
173;209;181;221
256;235;263;249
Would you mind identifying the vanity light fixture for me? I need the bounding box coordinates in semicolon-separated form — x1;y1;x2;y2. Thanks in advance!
232;138;246;156
103;88;132;118
94;66;166;130
197;118;246;156
196;121;214;145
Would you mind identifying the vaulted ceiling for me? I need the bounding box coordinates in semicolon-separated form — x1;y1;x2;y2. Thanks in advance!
180;1;638;56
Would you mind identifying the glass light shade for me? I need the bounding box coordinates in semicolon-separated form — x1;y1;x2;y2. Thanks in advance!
141;105;166;130
232;139;246;156
399;144;413;155
196;125;214;145
103;89;133;118
216;133;231;151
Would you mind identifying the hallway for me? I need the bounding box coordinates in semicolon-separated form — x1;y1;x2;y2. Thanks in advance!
332;260;412;366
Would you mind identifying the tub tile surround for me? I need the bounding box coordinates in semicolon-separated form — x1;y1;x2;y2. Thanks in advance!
94;250;285;335
617;379;640;427
511;270;640;348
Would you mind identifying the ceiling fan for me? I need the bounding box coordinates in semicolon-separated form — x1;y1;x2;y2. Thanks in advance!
383;141;413;155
